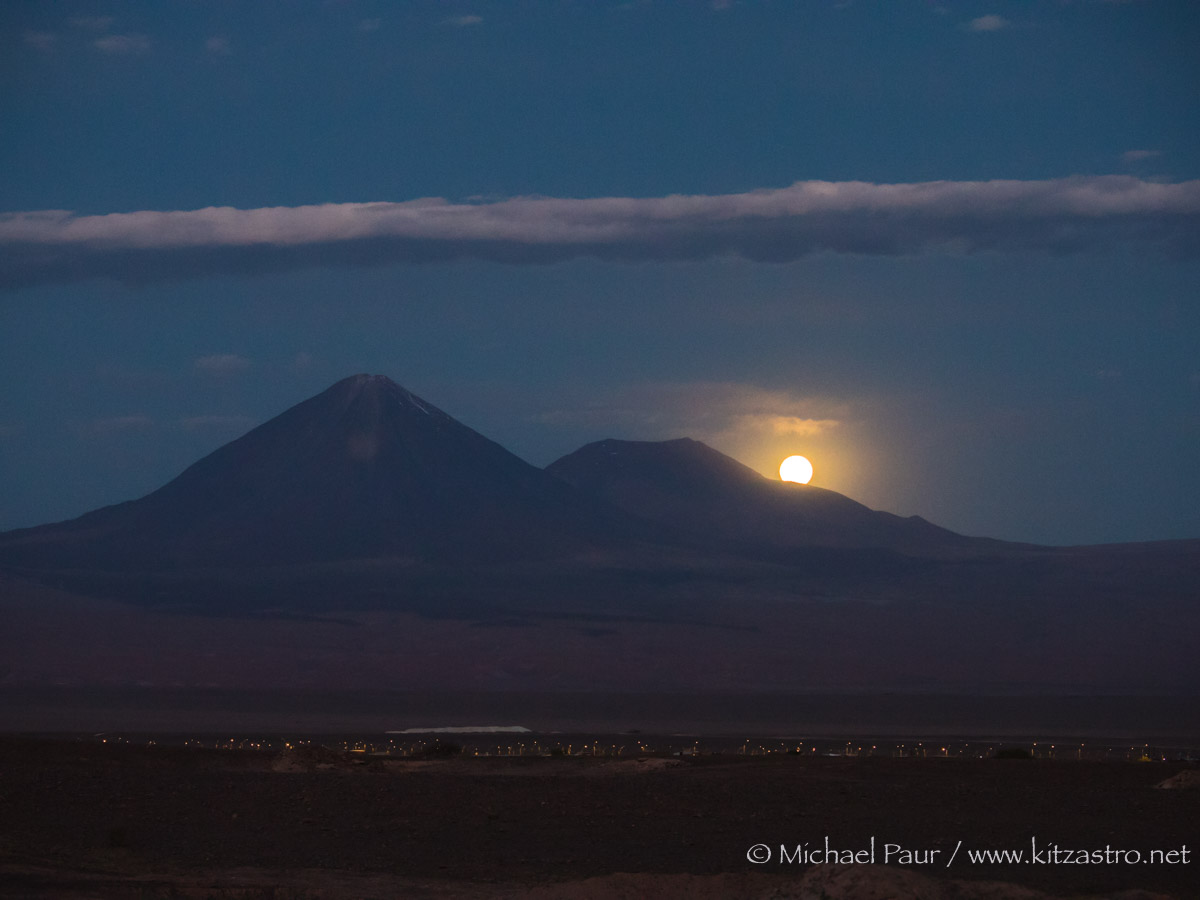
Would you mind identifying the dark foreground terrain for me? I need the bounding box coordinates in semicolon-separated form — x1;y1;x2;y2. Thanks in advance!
0;737;1195;899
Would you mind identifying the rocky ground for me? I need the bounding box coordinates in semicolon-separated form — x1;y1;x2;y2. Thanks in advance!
0;737;1195;899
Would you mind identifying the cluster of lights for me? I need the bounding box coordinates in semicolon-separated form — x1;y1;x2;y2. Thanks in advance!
87;733;1192;762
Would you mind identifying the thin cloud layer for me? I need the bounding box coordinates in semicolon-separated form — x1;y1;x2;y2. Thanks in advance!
93;33;152;54
1121;149;1162;163
23;31;57;50
2;177;1197;289
533;382;845;441
966;14;1010;31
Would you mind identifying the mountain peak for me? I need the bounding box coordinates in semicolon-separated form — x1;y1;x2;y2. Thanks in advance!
548;437;767;493
321;373;449;425
331;372;416;398
0;375;628;569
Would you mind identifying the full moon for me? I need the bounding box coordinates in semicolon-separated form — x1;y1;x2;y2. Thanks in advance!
779;455;814;484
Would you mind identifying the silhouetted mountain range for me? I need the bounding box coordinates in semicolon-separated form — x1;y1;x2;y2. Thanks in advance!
548;437;1000;558
0;374;989;575
0;375;644;570
1;375;1196;693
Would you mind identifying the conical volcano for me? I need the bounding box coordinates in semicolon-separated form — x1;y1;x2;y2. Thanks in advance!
0;375;628;569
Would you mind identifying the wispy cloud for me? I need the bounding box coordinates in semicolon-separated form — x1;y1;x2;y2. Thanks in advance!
93;33;151;54
1;177;1197;289
194;354;251;376
1121;149;1162;164
766;415;840;436
205;36;231;56
23;31;57;50
534;382;845;442
356;18;383;32
965;14;1010;32
443;14;483;26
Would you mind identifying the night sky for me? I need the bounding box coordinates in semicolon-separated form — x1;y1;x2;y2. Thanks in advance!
2;0;1197;546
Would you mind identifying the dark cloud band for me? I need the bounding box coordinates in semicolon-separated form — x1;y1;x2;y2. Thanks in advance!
2;176;1197;289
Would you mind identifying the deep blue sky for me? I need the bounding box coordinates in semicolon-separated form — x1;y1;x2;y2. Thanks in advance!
2;0;1198;545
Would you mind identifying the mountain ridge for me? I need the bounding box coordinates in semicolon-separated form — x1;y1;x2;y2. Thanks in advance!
1;375;991;571
1;374;1196;693
546;436;1005;558
0;375;644;569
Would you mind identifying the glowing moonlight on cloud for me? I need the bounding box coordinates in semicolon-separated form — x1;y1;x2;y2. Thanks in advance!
779;455;814;484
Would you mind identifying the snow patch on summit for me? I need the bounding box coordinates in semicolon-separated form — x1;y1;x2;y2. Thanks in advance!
404;392;434;416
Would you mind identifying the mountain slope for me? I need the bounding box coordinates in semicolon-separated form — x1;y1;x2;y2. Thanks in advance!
0;375;635;569
546;437;1002;557
1;382;1195;692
